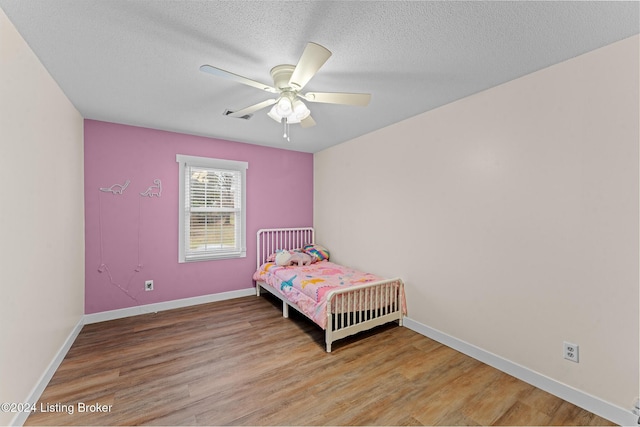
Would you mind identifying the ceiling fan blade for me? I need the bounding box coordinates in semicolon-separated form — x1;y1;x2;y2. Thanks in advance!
227;99;277;118
200;65;277;93
288;42;332;91
302;92;371;106
300;115;316;128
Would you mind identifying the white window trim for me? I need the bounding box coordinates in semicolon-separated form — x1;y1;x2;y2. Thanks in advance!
177;154;248;263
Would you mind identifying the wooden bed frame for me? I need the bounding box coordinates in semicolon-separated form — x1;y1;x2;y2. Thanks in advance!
255;227;405;352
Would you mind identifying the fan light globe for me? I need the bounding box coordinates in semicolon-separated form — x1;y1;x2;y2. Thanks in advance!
290;99;311;123
275;97;292;116
267;105;282;122
293;99;308;115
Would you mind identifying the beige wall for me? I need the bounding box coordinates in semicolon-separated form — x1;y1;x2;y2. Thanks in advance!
315;35;639;411
0;8;84;425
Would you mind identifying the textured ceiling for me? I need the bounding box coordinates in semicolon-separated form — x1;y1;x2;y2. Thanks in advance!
1;1;638;153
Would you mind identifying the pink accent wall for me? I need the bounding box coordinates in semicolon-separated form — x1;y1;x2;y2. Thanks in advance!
84;120;313;314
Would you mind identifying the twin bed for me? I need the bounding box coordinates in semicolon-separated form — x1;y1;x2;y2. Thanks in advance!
253;227;406;352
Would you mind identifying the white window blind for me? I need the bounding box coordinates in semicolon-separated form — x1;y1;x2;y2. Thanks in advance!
177;155;247;262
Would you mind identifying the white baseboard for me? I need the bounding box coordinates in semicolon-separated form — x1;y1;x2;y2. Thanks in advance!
84;288;255;324
10;317;84;427
403;317;636;426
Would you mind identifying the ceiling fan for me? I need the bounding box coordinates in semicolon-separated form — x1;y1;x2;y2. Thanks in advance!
200;42;371;140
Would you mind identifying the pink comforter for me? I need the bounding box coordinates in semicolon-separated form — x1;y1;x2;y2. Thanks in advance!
253;260;387;329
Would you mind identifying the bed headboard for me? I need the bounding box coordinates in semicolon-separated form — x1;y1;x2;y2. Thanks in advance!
256;227;314;268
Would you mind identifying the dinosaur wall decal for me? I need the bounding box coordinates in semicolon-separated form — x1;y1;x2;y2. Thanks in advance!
140;179;162;197
100;179;130;195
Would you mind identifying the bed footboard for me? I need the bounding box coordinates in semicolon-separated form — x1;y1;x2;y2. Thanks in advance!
325;278;405;352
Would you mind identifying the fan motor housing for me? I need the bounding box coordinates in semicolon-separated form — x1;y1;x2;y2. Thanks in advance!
270;64;296;91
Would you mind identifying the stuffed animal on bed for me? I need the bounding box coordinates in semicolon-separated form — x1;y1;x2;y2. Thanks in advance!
275;250;292;266
290;251;313;266
275;249;313;267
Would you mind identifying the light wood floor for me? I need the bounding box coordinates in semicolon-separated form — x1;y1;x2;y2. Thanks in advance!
26;295;615;426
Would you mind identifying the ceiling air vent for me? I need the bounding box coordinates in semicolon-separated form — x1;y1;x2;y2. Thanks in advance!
223;109;253;120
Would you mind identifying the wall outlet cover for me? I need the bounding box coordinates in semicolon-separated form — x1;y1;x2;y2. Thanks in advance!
563;341;579;363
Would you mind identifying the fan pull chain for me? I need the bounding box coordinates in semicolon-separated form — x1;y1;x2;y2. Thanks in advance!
283;118;290;142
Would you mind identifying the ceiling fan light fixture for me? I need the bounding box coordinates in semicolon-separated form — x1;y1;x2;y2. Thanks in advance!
268;96;310;124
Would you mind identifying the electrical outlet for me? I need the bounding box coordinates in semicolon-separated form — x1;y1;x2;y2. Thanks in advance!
144;280;154;291
563;341;579;363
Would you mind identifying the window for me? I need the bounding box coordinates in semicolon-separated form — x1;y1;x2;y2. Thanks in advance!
177;154;247;262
